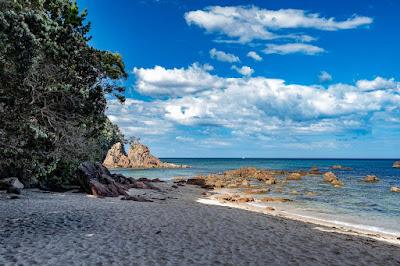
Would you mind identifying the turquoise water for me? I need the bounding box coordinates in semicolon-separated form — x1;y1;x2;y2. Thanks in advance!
111;158;400;234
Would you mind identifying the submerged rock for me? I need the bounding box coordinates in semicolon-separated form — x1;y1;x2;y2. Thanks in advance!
286;173;302;181
309;166;322;175
259;197;292;203
331;165;353;171
393;161;400;168
103;142;188;169
390;186;400;193
364;175;379;183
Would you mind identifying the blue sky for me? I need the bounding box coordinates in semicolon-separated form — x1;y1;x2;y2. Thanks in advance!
78;0;400;158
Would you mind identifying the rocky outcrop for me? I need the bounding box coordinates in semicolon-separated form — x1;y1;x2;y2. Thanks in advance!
393;161;400;168
364;175;379;183
103;142;131;168
286;173;302;181
77;162;160;198
390;186;400;193
323;172;343;187
0;177;24;194
103;142;188;169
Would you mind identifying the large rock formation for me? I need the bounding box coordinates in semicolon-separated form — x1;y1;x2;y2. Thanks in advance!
103;142;187;169
393;161;400;168
102;142;131;168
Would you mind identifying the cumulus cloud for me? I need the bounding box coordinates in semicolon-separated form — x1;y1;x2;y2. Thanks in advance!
209;48;240;62
184;6;372;43
356;76;399;91
319;71;333;82
133;63;224;97
264;43;325;55
129;64;400;140
247;51;263;61
232;65;254;77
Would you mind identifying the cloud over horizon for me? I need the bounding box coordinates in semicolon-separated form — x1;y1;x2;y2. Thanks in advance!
110;64;400;149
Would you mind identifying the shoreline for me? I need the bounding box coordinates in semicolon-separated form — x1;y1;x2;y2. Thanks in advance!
1;185;400;265
197;195;400;246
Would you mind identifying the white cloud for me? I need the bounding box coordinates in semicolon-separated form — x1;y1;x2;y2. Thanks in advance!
356;77;399;91
319;71;333;82
232;65;254;77
209;48;240;62
247;51;263;61
132;63;224;97
129;64;400;140
264;43;325;55
184;6;372;43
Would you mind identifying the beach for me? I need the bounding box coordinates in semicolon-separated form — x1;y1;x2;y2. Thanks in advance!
1;183;399;265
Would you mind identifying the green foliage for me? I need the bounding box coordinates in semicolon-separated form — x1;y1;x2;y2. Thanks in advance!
0;0;127;188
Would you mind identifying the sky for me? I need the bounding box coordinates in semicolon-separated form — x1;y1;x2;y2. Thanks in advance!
77;0;400;158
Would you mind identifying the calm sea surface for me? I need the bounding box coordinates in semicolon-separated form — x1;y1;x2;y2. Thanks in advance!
111;158;400;235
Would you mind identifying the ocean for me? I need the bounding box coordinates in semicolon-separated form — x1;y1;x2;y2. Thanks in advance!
111;158;400;236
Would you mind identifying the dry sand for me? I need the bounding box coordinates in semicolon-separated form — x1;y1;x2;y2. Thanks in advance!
0;183;399;265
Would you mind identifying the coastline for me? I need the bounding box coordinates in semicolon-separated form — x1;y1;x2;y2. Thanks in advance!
1;184;399;265
197;193;400;245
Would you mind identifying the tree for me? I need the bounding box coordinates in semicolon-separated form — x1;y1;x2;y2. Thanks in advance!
0;0;127;189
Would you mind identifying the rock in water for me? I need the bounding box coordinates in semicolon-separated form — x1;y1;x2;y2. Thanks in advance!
393;161;400;168
0;177;24;194
364;175;379;183
103;142;131;168
323;172;344;187
103;142;187;169
390;186;400;193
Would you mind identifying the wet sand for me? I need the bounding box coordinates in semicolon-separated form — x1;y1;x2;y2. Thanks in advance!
0;184;399;265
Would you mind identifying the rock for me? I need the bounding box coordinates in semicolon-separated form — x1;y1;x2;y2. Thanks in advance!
7;187;21;194
331;165;353;171
120;195;153;202
0;178;24;194
286;173;302;181
392;161;400;168
259;197;292;203
243;188;270;194
265;207;275;211
265;179;277;185
171;185;178;189
241;180;250;187
235;197;254;203
290;189;300;195
102;142;131;168
323;172;343;187
103;142;188;169
8;194;20;200
186;178;206;187
323;172;337;183
364;175;379;183
77;161;158;197
309;166;322;175
390;186;400;193
306;191;318;196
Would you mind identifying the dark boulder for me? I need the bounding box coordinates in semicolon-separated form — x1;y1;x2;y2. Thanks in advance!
77;162;158;197
0;177;24;194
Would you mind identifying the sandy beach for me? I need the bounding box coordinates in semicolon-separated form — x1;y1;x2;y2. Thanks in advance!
1;183;399;266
